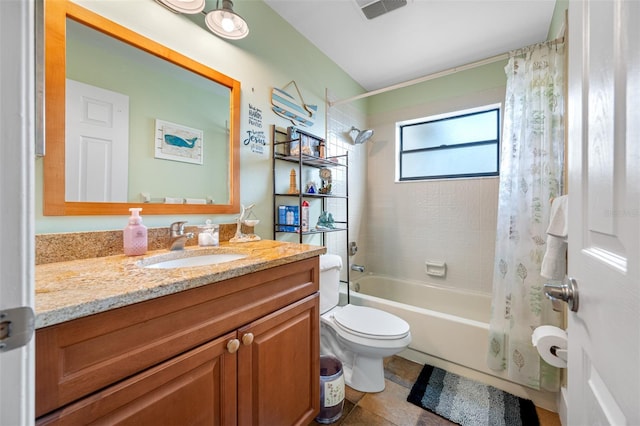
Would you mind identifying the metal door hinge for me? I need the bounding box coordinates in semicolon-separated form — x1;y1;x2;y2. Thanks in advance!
0;307;35;353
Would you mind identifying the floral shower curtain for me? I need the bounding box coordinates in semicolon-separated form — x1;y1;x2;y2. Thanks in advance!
487;41;565;391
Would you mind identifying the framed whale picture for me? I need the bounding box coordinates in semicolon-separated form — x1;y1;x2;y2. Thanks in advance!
155;119;204;165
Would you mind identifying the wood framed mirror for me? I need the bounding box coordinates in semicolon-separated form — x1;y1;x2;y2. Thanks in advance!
43;0;240;215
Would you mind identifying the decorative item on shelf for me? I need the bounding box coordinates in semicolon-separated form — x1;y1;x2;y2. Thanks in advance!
230;204;261;242
278;205;299;232
319;184;332;194
301;201;310;232
288;168;299;194
271;81;317;127
316;211;336;230
306;181;318;194
319;167;332;194
319;140;326;158
289;127;300;156
300;134;314;156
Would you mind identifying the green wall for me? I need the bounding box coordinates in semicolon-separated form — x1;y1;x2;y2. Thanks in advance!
368;60;508;115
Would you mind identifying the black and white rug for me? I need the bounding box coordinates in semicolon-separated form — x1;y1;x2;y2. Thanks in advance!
407;364;539;426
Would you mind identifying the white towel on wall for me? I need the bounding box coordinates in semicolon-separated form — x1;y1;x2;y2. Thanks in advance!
541;235;567;280
164;197;184;204
541;195;569;280
185;198;207;204
546;195;569;237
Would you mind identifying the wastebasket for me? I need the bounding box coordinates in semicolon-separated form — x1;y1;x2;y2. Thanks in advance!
315;355;345;424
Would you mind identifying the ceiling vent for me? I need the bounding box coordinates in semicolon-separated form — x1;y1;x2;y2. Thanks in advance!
355;0;407;20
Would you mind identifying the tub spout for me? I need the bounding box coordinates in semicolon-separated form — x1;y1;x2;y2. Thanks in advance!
351;264;365;273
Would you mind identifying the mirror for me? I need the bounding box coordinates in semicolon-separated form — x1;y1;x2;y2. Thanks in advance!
44;0;240;215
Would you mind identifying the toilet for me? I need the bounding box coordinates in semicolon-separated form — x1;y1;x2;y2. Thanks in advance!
319;254;411;393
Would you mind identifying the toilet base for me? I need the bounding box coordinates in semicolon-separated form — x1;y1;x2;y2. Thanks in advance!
321;324;388;393
347;354;385;393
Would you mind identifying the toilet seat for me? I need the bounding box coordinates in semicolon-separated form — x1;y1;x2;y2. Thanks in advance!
332;304;410;340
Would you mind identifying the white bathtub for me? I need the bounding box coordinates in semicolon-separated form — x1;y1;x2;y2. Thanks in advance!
343;274;557;410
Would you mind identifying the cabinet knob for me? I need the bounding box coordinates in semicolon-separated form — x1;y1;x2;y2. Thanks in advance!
242;333;254;346
227;338;240;353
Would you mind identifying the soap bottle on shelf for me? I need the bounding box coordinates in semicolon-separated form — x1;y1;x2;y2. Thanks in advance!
123;207;147;256
301;200;310;232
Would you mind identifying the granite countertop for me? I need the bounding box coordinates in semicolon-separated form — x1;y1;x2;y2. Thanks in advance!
35;240;326;329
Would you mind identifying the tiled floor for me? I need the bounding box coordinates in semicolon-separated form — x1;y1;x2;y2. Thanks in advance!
310;356;562;426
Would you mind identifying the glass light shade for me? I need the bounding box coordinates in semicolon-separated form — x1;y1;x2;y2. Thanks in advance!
205;1;249;40
155;0;205;14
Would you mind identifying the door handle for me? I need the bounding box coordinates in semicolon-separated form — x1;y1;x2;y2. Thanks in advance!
544;277;579;312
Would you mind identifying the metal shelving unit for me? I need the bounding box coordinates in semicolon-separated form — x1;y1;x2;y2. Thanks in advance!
271;125;350;291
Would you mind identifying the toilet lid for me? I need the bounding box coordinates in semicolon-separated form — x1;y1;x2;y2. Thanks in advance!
333;305;410;340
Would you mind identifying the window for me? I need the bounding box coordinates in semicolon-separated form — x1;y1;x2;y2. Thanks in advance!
397;105;500;180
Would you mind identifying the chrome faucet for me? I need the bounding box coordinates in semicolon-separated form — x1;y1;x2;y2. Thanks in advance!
351;264;365;273
169;221;194;251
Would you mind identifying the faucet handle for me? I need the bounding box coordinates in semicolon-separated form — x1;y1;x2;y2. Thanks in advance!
170;221;187;236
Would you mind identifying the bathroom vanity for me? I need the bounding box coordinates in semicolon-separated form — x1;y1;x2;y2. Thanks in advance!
34;240;323;425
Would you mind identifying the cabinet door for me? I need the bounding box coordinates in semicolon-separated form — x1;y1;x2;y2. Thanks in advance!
37;332;237;426
237;294;320;426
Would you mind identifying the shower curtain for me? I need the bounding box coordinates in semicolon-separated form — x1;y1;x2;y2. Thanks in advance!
487;41;565;391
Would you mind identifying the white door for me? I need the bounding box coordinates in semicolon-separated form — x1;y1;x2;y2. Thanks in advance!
66;79;129;202
0;0;35;425
566;0;640;425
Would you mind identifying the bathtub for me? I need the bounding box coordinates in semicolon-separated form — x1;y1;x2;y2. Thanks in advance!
343;274;557;410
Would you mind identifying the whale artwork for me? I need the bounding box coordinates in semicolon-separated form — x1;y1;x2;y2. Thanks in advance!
155;119;204;165
164;134;199;148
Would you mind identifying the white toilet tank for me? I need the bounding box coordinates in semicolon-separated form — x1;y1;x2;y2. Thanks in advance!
319;254;342;314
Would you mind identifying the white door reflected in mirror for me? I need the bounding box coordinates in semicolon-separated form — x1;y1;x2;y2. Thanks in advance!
65;79;129;202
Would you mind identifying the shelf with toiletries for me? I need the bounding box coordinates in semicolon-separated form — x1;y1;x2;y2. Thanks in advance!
271;125;350;291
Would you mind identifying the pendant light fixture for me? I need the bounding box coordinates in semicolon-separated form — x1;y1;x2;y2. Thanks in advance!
156;0;249;40
155;0;206;14
205;0;249;40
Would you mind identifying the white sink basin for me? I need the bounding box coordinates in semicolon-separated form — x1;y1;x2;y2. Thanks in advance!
140;253;248;269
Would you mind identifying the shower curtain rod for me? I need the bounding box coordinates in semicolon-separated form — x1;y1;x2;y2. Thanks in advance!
328;36;565;107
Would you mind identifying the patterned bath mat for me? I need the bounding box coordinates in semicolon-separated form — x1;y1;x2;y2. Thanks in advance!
407;364;539;426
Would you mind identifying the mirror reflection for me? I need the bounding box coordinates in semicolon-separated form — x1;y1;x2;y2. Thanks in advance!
44;0;240;215
66;20;231;204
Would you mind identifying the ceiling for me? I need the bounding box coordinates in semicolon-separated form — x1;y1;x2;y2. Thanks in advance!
262;0;557;92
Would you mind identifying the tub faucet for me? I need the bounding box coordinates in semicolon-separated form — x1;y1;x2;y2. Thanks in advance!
351;264;365;273
169;221;194;251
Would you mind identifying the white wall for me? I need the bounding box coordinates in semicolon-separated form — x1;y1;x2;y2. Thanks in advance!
363;87;505;294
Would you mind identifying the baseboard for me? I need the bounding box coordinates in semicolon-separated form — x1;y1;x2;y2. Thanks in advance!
558;386;568;425
399;347;559;412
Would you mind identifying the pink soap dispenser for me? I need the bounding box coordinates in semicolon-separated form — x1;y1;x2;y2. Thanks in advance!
123;207;147;256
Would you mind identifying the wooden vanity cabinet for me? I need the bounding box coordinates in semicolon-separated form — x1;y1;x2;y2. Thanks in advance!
36;257;320;425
